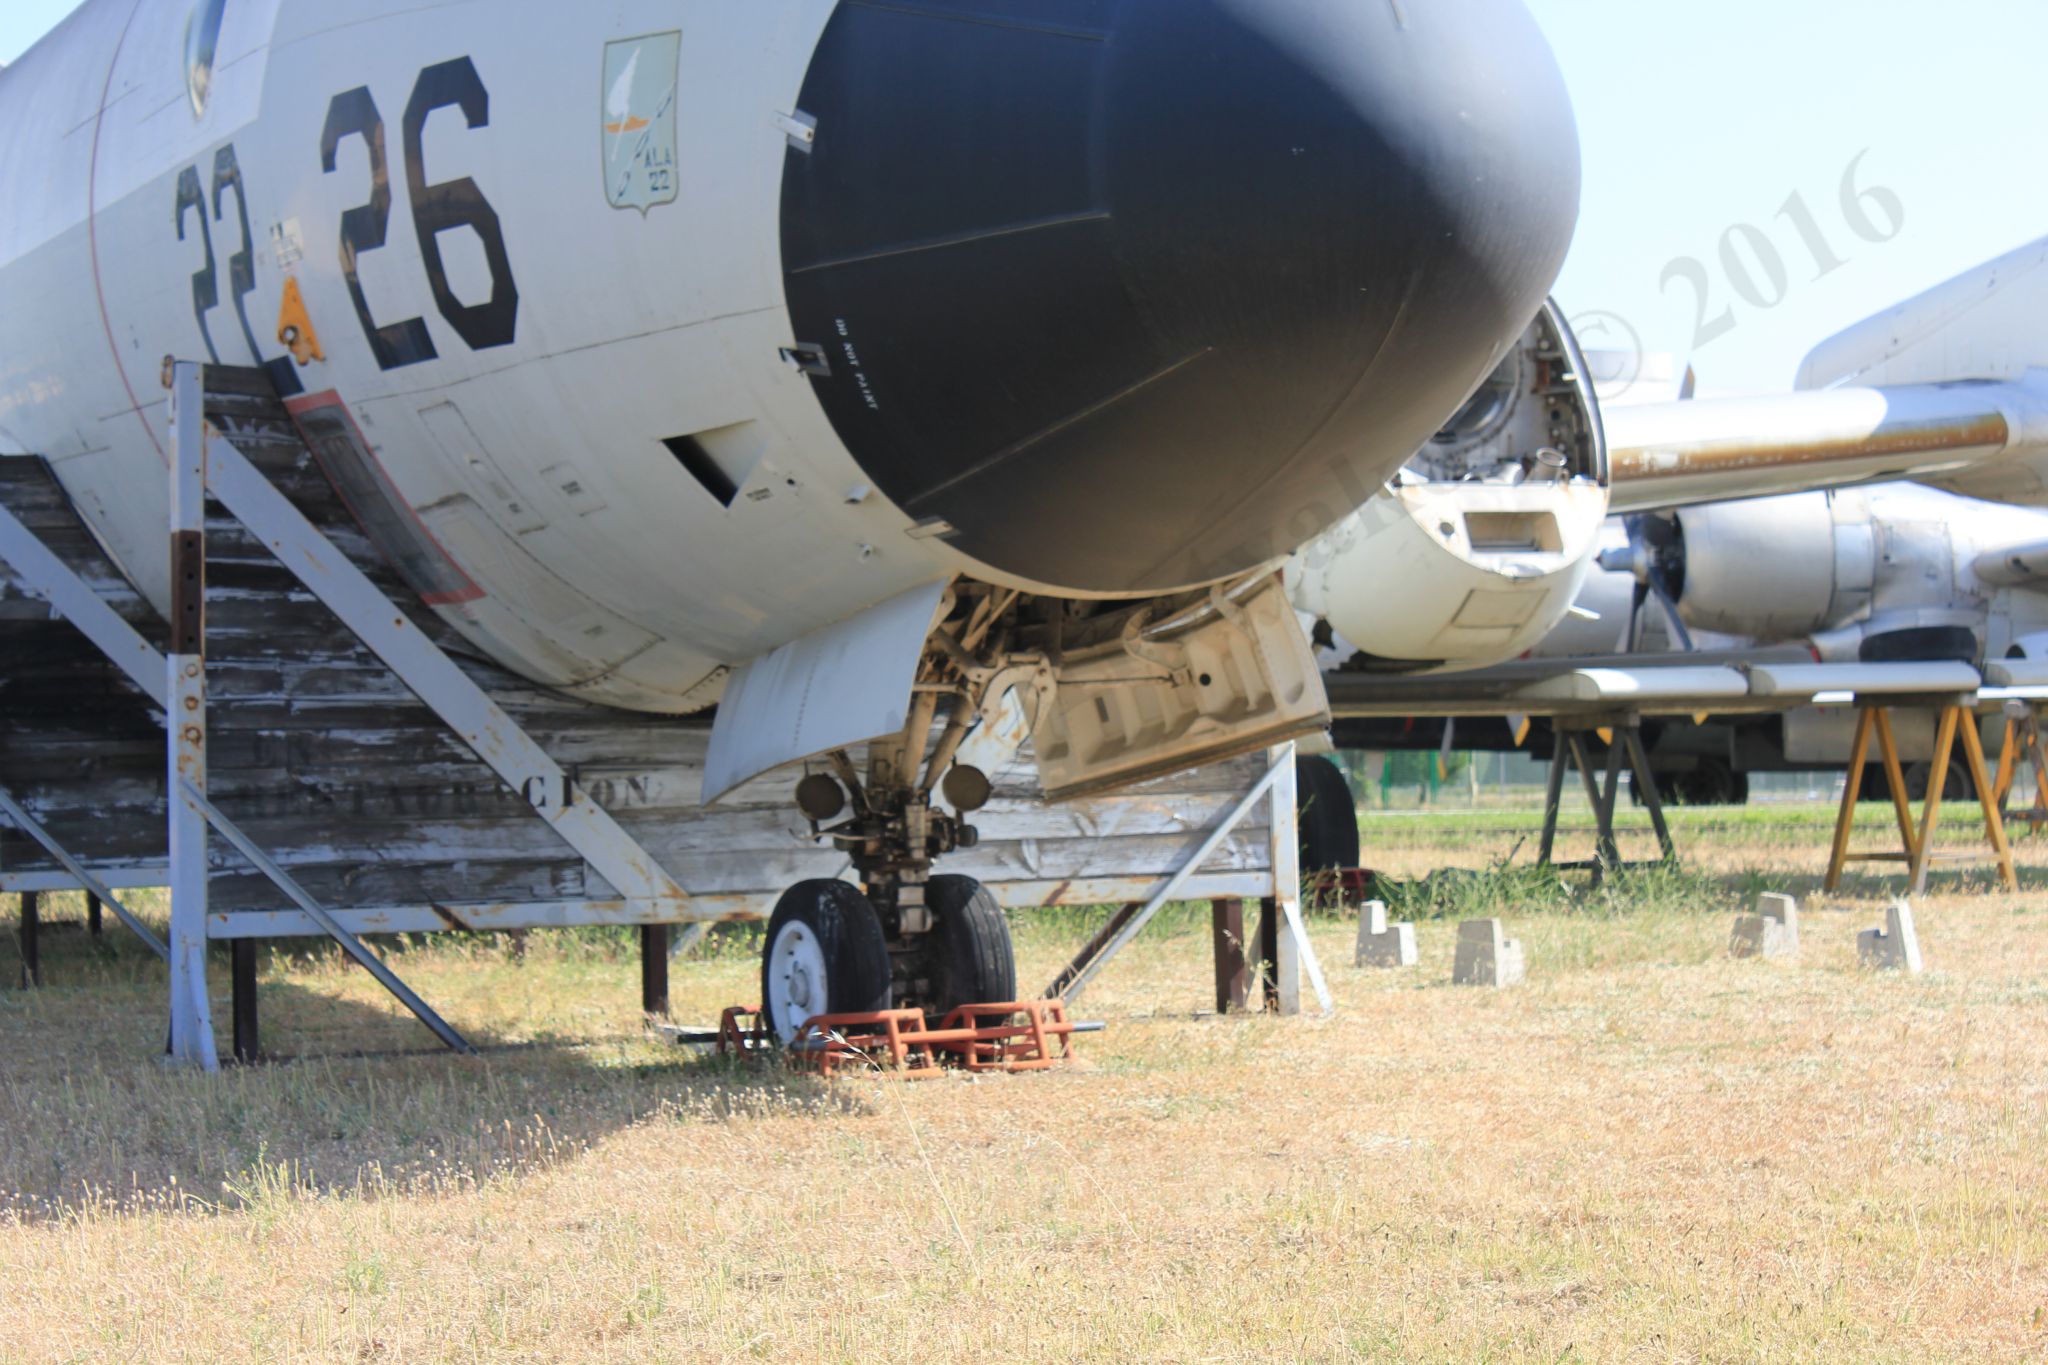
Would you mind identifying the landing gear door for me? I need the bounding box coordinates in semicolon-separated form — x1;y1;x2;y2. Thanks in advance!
704;579;952;803
1032;574;1329;803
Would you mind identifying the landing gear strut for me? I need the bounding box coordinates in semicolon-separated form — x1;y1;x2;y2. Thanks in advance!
765;664;1021;1041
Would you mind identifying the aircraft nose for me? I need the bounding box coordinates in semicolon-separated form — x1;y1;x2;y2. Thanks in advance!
780;0;1580;593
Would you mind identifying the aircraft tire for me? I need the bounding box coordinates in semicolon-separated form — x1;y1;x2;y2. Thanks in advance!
1903;760;1972;804
1297;754;1361;873
925;875;1016;1016
761;880;892;1044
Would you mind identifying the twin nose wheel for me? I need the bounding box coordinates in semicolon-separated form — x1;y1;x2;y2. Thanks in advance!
760;875;1017;1044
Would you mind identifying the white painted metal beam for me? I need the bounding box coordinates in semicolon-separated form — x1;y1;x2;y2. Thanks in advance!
0;867;170;893
165;362;219;1071
1265;741;1332;1016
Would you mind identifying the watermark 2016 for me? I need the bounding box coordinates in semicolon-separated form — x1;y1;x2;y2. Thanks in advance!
1572;149;1908;398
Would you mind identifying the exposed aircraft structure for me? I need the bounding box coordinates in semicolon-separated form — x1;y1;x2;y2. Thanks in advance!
1288;302;1610;675
1298;234;2048;700
0;0;1585;1051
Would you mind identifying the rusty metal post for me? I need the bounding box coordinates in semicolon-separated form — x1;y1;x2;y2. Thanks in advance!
86;892;102;938
166;361;219;1070
641;924;670;1018
1211;898;1248;1013
17;893;38;989
231;940;259;1063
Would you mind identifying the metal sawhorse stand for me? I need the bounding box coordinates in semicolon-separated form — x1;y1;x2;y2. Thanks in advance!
1825;694;2017;896
1537;716;1676;882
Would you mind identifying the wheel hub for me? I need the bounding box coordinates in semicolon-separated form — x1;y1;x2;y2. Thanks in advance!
767;922;830;1040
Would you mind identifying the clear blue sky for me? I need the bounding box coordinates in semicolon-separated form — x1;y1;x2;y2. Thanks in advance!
6;1;2043;393
1527;0;2048;393
0;0;74;69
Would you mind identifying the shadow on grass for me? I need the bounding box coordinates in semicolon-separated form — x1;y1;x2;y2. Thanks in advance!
0;915;865;1224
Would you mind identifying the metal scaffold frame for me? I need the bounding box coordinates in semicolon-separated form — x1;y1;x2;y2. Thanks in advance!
0;363;701;1067
1536;715;1676;880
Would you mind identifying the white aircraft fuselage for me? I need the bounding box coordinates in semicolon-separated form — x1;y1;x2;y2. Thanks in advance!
0;0;1581;715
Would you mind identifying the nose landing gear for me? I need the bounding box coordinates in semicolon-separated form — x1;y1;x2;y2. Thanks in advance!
760;592;1067;1040
757;870;1019;1045
762;723;1018;1042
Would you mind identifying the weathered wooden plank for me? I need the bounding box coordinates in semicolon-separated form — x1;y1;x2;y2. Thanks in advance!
205;871;1277;938
206;858;586;912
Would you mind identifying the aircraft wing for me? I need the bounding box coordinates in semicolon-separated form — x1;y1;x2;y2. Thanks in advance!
1606;234;2048;515
1605;379;2048;514
1322;651;2048;722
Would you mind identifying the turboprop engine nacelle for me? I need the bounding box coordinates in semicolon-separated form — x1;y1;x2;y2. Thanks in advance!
1640;484;2048;662
1292;301;1607;673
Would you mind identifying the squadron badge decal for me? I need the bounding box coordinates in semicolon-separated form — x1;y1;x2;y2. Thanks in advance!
601;32;680;212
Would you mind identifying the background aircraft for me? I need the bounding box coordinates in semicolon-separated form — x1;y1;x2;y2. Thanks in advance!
1300;234;2048;829
1299;234;2048;685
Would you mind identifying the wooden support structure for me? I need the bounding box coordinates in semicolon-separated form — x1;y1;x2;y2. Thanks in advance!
0;362;1307;1056
0;786;168;960
1211;897;1248;1013
1047;746;1327;1015
231;940;260;1063
1536;718;1676;879
640;924;670;1018
1256;897;1281;1012
186;776;476;1055
1825;697;2016;896
16;892;37;989
86;892;101;937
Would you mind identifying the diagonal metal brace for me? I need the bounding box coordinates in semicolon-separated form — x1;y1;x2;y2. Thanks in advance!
180;777;473;1054
201;434;692;916
1051;752;1332;1011
0;786;168;960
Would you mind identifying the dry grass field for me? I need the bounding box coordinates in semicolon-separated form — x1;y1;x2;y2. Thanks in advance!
4;798;2048;1362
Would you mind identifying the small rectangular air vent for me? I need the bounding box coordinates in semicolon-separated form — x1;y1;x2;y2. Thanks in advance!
1465;511;1562;554
665;434;738;507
